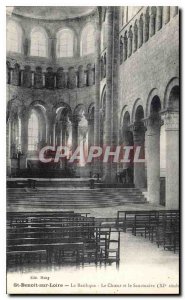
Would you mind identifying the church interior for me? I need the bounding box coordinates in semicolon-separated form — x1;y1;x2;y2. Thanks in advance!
6;6;179;291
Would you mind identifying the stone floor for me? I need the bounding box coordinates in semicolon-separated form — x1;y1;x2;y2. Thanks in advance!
6;193;179;294
7;229;179;294
74;202;170;218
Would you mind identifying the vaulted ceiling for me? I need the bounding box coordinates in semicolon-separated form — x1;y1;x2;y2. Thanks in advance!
11;6;96;20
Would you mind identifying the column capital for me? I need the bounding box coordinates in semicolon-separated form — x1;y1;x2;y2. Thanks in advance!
72;115;81;126
61;119;69;129
87;118;94;125
18;105;29;121
143;115;162;135
161;110;179;131
129;121;146;133
130;121;146;144
46;111;56;129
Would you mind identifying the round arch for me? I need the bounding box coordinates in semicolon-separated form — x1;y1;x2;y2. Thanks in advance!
53;102;72;112
131;98;145;122
7;20;23;53
80;23;95;56
73;104;87;118
30;26;48;57
163;77;179;109
29;100;48;110
56;28;75;58
28;100;48;120
146;88;161;117
120;105;130;128
101;85;106;109
53;102;72;122
135;105;144;121
88;103;95;120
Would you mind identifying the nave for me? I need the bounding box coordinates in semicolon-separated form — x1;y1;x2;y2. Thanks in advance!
7;207;179;294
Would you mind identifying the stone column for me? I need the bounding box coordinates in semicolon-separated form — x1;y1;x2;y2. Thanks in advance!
103;6;114;182
62;121;67;146
145;116;161;204
133;24;138;53
138;17;143;48
94;9;101;174
150;11;156;37
78;65;84;88
88;118;94;151
100;57;104;80
163;111;179;209
31;72;34;87
171;6;178;18
163;6;170;25
6;120;11;175
42;73;46;88
20;114;28;155
27;38;31;56
9;69;13;84
121;129;133;172
87;64;94;86
20;69;24;86
68;67;76;89
55;122;62;146
19;111;29;169
127;27;133;57
49;38;56;61
88;118;94;172
111;6;120;181
103;6;119;182
46;112;55;146
156;7;163;31
120;36;123;64
143;8;150;43
94;13;101;147
72;117;79;153
56;68;66;89
132;122;146;188
123;33;128;60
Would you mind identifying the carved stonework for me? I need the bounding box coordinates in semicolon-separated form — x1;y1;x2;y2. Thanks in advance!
45;67;55;89
78;65;84;88
163;111;179;131
12;64;20;86
34;67;43;89
143;115;161;136
23;66;32;88
87;64;94;86
68;67;77;89
130;121;146;144
56;68;66;89
18;105;29;120
7;96;24;122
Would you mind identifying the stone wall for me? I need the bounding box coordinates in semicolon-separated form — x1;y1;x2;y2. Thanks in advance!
118;12;179;121
7;84;96;115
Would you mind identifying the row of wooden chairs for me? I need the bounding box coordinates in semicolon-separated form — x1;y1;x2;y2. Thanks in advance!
7;211;120;269
117;210;179;253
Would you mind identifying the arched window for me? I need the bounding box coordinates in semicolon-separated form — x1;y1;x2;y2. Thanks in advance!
28;111;39;151
57;29;74;57
81;24;95;56
7;21;22;53
30;27;48;57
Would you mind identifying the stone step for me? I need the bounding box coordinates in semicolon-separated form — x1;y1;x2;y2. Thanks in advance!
8;197;145;203
8;200;147;208
8;198;146;203
8;192;144;197
7;182;146;210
